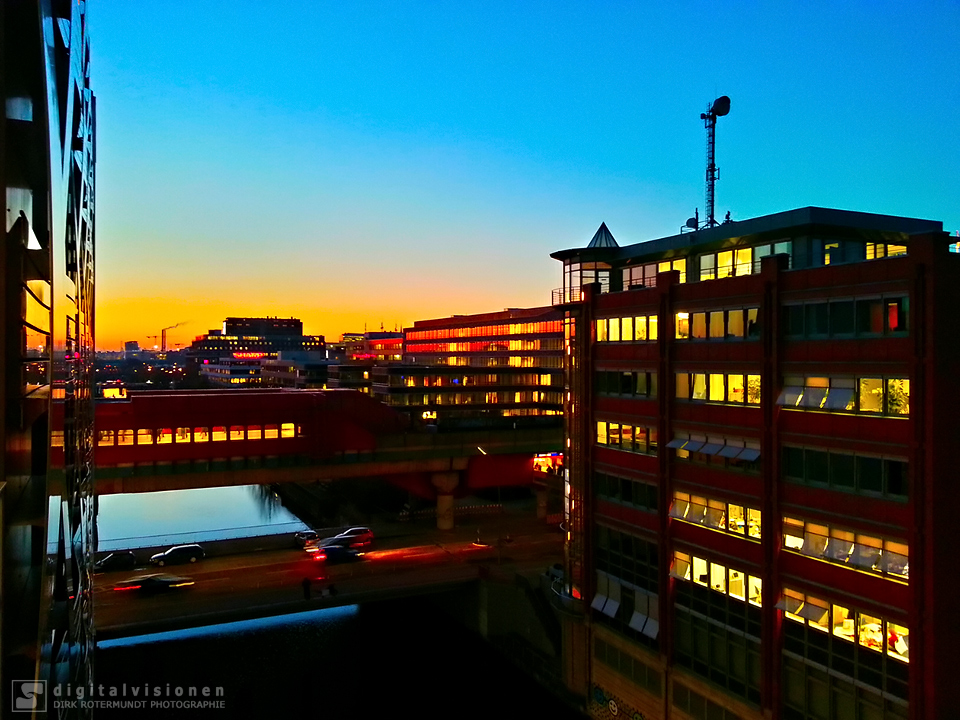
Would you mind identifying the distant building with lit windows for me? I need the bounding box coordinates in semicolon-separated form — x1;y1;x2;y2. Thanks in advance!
185;316;324;364
261;351;329;389
550;208;956;720
369;306;564;423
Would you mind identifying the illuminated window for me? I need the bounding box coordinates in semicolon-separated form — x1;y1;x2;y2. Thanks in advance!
727;374;745;403
747;509;761;539
858;378;883;412
708;374;725;401
247;425;262;440
157;428;173;444
700;254;715;281
634;316;647;340
783;588;805;623
230;426;245;441
281;423;295;438
709;311;724;339
98;430;114;446
194;428;209;443
728;569;745;601
609;319;620;342
692;313;707;339
675;312;690;339
735;247;752;275
52;430;64;447
648;316;658;340
832;604;854;641
728;505;745;535
748;576;762;606
858;612;883;652
746;375;761;404
887;621;909;662
692;556;708;586
175;428;191;443
710;562;727;593
212;426;227;441
884;540;909;579
137;429;154;445
622;316;633;341
887;378;909;415
886;298;908;333
823;242;840;265
717;250;734;279
672;258;687;283
692;374;707;400
608;423;621;447
783;517;805;550
117;430;134;446
596;319;608;342
264;425;279;439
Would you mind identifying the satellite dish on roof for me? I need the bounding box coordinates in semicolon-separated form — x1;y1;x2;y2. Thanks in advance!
685;217;698;230
711;96;731;117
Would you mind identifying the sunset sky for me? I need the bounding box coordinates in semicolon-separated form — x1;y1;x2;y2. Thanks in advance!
93;1;959;350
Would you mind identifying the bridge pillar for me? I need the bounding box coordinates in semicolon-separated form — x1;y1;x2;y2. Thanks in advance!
431;472;460;530
536;488;548;520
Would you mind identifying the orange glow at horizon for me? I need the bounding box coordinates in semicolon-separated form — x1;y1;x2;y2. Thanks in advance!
95;285;555;351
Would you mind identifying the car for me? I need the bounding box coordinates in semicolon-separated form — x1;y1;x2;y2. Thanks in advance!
94;551;138;573
321;527;375;550
149;544;205;567
112;574;194;595
293;530;320;548
310;545;363;564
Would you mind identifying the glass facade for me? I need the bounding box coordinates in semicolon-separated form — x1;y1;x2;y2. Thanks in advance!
2;0;97;708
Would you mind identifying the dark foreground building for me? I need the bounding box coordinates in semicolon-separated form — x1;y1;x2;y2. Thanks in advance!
552;208;955;720
1;0;97;714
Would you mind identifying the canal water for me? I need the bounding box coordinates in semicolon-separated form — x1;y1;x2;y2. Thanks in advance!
92;485;308;551
95;598;586;719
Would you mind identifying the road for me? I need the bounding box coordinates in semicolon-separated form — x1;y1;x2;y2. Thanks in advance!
94;518;564;638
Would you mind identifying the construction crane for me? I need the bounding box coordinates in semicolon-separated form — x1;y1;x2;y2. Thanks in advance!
161;322;188;352
146;334;159;349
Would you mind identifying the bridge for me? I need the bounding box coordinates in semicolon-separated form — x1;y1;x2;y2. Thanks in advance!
55;389;563;527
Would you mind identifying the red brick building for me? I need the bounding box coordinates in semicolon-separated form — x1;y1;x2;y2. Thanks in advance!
551;207;955;720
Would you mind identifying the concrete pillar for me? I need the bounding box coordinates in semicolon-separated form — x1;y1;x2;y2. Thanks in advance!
535;488;548;520
436;493;455;531
431;471;460;530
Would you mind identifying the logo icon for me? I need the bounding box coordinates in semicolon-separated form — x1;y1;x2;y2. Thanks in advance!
12;681;46;712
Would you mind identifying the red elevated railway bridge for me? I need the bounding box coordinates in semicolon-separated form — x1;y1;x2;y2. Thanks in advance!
54;390;562;527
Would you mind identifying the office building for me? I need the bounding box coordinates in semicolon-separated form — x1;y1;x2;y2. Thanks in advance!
260;351;330;389
369;307;565;422
1;0;96;711
552;208;954;720
185;316;324;363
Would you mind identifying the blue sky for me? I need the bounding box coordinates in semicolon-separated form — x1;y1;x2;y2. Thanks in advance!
92;1;960;348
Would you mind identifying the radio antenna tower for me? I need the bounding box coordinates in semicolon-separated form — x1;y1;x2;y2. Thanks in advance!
701;95;731;227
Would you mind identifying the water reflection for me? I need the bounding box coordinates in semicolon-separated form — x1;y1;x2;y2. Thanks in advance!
95;485;308;551
246;483;284;522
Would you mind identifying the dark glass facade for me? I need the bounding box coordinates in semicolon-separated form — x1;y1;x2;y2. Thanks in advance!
2;0;96;712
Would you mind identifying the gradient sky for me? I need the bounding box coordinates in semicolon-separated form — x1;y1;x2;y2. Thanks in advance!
92;1;960;350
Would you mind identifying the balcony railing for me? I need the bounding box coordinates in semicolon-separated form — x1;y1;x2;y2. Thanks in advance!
552;288;584;305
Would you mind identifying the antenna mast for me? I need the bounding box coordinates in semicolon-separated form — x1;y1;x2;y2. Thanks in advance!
701;95;730;227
